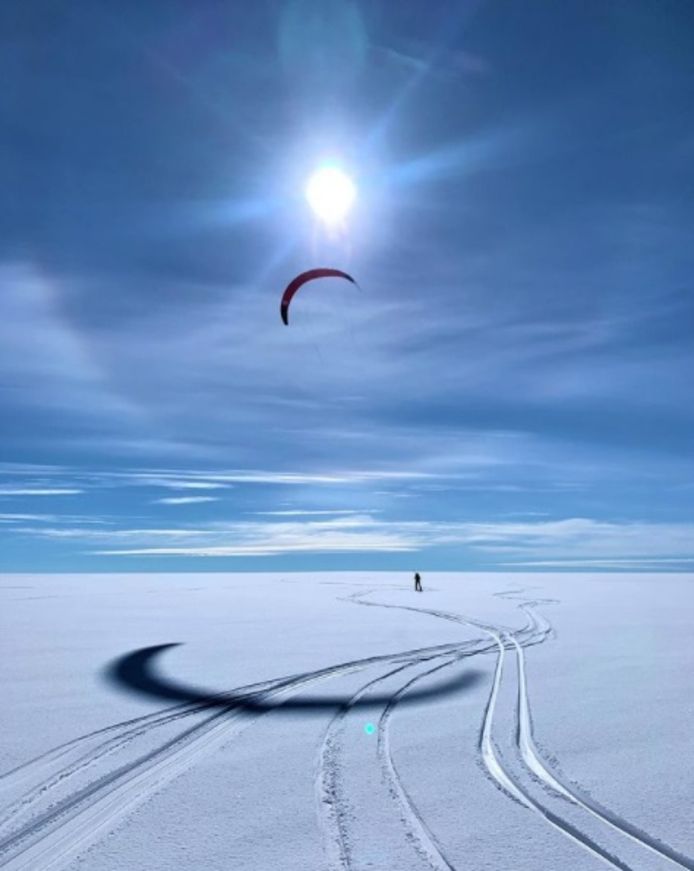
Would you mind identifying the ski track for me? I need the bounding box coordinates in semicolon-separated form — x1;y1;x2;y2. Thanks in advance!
0;673;289;798
377;658;462;871
0;641;463;811
494;590;694;869
351;594;634;869
0;669;322;832
0;636;477;871
0;704;209;830
317;642;487;871
316;660;416;871
343;593;569;865
351;590;693;871
510;630;694;870
480;628;635;871
0;652;425;871
325;593;496;871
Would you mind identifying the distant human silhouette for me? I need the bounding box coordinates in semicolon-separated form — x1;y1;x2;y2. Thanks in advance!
414;571;422;592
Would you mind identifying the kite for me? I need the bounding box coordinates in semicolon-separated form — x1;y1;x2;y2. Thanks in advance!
280;268;357;325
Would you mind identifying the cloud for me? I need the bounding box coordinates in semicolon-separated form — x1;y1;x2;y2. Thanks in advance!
377;43;490;78
0;488;83;497
9;514;694;567
94;538;414;557
0;463;68;476
0;464;447;506
0;513;110;524
249;509;377;516
501;558;694;569
0;264;144;422
154;496;220;505
134;478;228;491
89;467;441;488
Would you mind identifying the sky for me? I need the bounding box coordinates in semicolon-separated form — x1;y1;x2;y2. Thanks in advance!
1;0;693;572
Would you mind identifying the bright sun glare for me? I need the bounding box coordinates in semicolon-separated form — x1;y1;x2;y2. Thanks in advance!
305;166;356;225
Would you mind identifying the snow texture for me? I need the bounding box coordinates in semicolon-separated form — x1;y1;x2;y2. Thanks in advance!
0;572;692;870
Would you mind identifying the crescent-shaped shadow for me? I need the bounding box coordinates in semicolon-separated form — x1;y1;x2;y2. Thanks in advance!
104;643;484;713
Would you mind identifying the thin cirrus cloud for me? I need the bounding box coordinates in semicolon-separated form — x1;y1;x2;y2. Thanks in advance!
135;478;229;491
79;468;441;489
504;559;694;569
0;264;146;425
9;515;692;567
250;509;377;516
0;488;84;497
0;513;111;525
0;465;443;494
154;496;220;505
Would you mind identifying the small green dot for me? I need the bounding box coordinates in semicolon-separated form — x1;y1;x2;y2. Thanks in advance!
364;723;376;735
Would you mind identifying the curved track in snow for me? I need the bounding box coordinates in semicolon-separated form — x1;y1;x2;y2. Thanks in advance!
509;628;694;870
354;591;693;871
316;660;417;871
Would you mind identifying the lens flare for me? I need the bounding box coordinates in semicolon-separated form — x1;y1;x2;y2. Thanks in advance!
305;166;356;224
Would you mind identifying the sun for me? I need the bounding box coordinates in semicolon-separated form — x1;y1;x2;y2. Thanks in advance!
305;166;356;225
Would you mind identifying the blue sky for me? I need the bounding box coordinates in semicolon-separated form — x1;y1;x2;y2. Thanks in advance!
1;0;693;572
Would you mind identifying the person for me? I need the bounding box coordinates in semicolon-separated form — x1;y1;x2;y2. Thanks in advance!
414;571;422;592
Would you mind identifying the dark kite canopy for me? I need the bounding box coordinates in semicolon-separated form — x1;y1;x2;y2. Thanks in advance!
280;268;357;325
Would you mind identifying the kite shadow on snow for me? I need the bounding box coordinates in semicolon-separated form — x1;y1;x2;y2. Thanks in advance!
104;643;484;715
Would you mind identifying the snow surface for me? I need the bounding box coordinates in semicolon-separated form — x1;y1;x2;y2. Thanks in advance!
0;572;692;870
